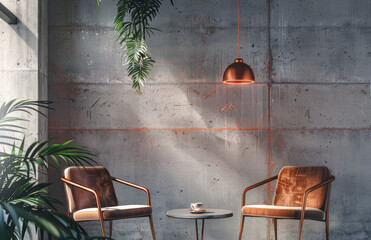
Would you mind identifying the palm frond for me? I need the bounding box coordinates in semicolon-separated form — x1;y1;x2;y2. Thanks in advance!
0;204;91;239
102;0;174;93
0;100;105;239
0;100;52;146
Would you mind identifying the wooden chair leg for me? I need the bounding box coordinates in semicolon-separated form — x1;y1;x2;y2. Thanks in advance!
149;215;156;240
273;219;277;240
238;215;245;240
99;218;106;237
325;217;329;240
297;218;304;240
109;220;113;238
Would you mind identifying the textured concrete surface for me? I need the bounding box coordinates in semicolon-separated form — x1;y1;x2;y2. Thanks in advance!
0;0;48;143
0;1;48;239
47;0;371;239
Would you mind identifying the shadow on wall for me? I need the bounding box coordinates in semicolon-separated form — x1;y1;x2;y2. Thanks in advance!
46;2;272;237
8;19;38;55
47;78;270;239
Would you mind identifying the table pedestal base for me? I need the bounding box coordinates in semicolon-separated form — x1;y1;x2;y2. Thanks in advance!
166;209;233;240
195;219;205;240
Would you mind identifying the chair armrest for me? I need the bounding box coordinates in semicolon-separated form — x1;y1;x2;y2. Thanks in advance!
242;175;278;206
299;175;335;220
112;177;151;206
304;175;335;196
61;177;104;220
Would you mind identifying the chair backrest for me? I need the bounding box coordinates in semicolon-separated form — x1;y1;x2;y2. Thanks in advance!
273;166;330;209
64;166;118;213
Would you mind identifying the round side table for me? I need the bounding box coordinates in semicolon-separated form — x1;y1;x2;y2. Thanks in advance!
166;209;233;240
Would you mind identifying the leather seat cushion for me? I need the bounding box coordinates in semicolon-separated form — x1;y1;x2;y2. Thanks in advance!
73;205;152;221
242;205;324;220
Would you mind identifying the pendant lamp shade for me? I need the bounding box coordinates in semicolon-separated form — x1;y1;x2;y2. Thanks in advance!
223;58;255;84
223;0;255;84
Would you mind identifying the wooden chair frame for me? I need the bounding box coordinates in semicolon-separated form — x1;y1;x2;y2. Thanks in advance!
238;175;335;240
61;176;156;239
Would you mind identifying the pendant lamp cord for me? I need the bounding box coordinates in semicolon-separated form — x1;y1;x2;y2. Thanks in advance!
238;0;240;58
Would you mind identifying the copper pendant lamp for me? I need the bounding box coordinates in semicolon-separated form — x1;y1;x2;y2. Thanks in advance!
223;0;255;84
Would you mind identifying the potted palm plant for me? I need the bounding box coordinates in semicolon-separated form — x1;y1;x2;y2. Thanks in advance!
0;100;107;239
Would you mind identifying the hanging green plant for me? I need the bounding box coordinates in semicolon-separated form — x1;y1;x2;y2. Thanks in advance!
98;0;174;93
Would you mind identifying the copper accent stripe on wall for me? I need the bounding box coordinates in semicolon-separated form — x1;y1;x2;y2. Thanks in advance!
48;127;371;132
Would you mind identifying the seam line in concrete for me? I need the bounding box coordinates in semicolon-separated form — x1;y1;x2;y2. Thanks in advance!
48;25;371;31
49;82;370;87
269;82;370;85
48;127;371;132
0;70;39;72
48;127;267;132
266;1;273;238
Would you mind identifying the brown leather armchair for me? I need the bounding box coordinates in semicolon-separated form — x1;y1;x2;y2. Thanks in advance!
61;166;156;239
238;166;335;240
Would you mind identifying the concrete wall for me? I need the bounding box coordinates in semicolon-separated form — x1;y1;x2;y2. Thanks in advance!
48;0;371;239
0;0;48;143
0;0;48;239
